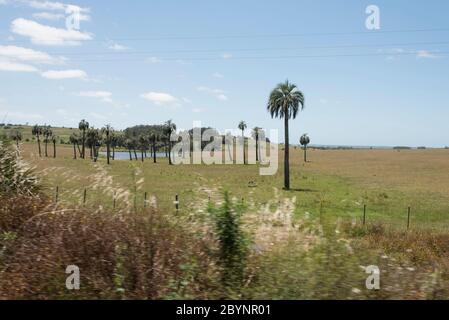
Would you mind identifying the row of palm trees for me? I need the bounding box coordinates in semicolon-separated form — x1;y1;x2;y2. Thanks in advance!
31;125;58;158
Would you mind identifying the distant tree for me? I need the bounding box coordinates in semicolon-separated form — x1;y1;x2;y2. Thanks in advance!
52;135;57;158
149;132;159;163
32;125;43;157
43;125;52;157
267;80;305;190
125;138;133;161
10;130;22;148
78;119;89;159
102;125;113;165
69;133;79;159
238;121;247;164
139;134;148;162
252;127;262;162
300;134;310;162
164;120;177;165
110;132;118;160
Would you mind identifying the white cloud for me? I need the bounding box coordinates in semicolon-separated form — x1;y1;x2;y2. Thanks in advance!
182;97;192;104
146;56;162;64
192;108;204;113
41;69;87;79
11;18;92;46
108;42;129;51
416;50;437;59
26;0;90;14
0;59;38;72
0;45;65;64
197;86;228;101
212;72;224;78
32;12;65;21
141;92;180;106
79;90;113;103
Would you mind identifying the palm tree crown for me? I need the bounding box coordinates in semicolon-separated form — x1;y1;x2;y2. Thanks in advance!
267;80;305;190
267;80;304;119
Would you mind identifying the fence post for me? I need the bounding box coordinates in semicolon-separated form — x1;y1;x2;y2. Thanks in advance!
174;194;179;213
144;192;148;208
407;207;411;230
55;186;59;203
363;204;367;226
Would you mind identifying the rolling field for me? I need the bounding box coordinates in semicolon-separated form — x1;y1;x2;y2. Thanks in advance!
19;142;449;230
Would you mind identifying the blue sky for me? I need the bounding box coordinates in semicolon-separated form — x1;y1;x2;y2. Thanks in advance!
0;0;448;147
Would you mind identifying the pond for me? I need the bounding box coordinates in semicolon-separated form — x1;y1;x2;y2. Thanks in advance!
100;151;168;160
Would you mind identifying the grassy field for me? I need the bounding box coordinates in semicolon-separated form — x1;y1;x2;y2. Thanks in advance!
0;124;77;143
19;142;449;230
2;141;448;299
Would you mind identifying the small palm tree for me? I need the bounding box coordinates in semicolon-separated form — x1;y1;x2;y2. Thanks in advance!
267;80;305;190
238;121;247;164
125;138;133;161
300;134;310;162
164;120;177;165
102;125;113;165
32;125;43;157
69;133;79;159
138;134;148;162
52;135;57;158
149;132;159;163
79;119;89;159
43;125;52;157
252;127;262;162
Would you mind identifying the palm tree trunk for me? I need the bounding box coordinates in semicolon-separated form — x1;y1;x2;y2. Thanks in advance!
304;145;307;162
284;115;290;190
82;130;85;159
141;149;144;162
73;143;77;159
153;143;157;163
255;134;259;162
133;149;138;161
53;141;56;158
45;139;48;157
106;140;110;165
168;141;172;165
242;130;246;164
128;149;132;161
112;146;115;160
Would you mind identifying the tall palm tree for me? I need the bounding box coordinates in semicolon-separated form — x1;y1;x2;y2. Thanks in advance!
78;119;89;159
164;120;177;165
52;135;57;158
43;125;52;157
300;134;310;163
139;134;147;162
267;80;305;190
252;127;262;162
69;133;78;159
238;121;247;164
102;125;113;165
125;138;133;161
32;125;43;157
149;132;159;163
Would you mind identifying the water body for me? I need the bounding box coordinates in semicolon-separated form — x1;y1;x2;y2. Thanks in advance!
100;151;167;160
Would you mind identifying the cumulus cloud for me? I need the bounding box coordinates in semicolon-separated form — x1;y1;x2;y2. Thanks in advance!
212;72;224;78
32;11;65;21
79;91;113;102
141;92;180;107
0;45;65;64
41;69;87;79
108;42;129;51
11;18;92;46
0;59;38;72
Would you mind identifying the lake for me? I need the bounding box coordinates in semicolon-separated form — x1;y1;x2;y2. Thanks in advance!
100;151;168;160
